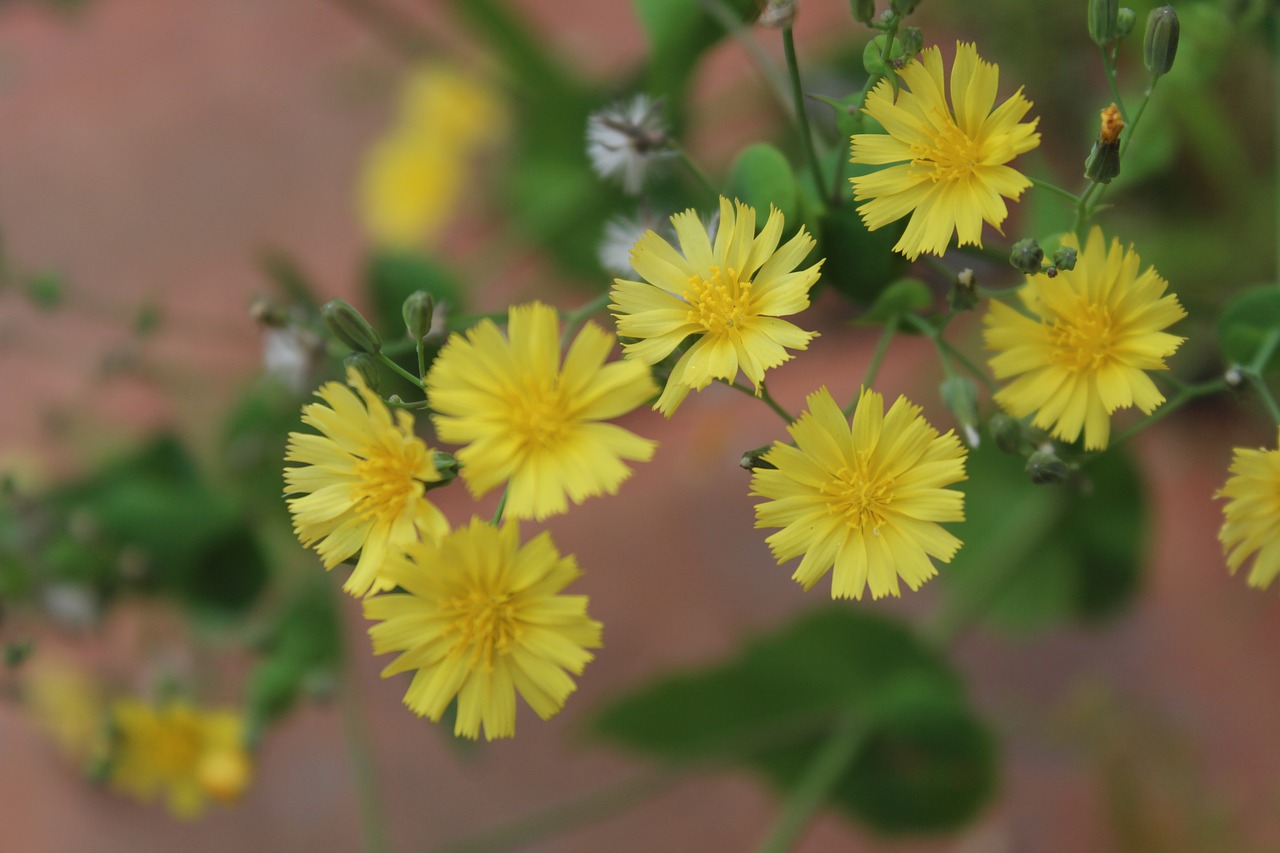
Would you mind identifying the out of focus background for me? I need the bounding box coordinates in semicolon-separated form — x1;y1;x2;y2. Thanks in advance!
2;0;1279;851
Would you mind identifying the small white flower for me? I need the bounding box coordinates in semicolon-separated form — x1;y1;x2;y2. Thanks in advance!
586;95;671;195
598;211;667;277
262;321;324;394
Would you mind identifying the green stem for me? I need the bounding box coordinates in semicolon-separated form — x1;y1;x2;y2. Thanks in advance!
756;711;864;853
1243;328;1280;425
673;144;720;201
860;323;896;391
697;0;793;113
560;291;612;349
384;397;433;411
1118;78;1158;161
937;336;998;393
722;379;795;423
1101;45;1129;124
782;27;826;200
1028;176;1081;205
1103;377;1227;449
378;352;427;390
416;336;428;384
1073;180;1103;240
1244;373;1280;425
339;609;392;853
490;485;509;525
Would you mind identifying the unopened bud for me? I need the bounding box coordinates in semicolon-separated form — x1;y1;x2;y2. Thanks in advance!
1084;104;1124;184
1051;246;1078;272
430;451;461;485
1026;450;1070;485
850;0;875;24
402;290;436;340
988;413;1024;455
1115;7;1137;39
940;376;980;447
949;268;979;312
1088;0;1119;45
889;0;920;15
759;0;797;28
344;353;381;392
898;26;923;57
322;298;382;355
740;446;777;470
1010;238;1044;275
1143;5;1179;77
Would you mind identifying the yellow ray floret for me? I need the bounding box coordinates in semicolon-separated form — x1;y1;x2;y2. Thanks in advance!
1218;430;1280;590
983;227;1186;451
751;387;967;600
850;42;1041;260
610;196;823;416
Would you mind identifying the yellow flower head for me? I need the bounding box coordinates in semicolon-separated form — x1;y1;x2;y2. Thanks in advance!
983;227;1186;451
107;699;251;819
850;42;1041;260
610;196;822;416
1218;431;1280;589
426;301;658;521
364;518;603;740
285;368;450;597
26;660;105;764
751;387;967;600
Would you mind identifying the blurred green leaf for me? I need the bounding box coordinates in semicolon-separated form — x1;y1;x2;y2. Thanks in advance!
594;608;996;834
818;206;908;304
728;143;799;230
245;579;341;731
634;0;758;98
24;272;64;311
1218;285;1280;372
858;278;933;325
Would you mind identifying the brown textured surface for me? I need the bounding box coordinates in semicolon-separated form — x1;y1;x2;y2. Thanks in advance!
2;2;1279;852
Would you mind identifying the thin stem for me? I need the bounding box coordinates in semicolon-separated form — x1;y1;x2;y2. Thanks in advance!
673;144;720;200
1101;45;1130;124
782;27;826;199
339;610;392;853
1073;180;1103;240
1118;78;1159;161
378;352;427;390
1243;328;1280;425
697;0;793;113
490;485;509;525
936;336;998;393
560;291;612;349
860;323;896;391
756;711;864;853
721;379;795;423
1244;373;1280;425
1028;176;1081;205
384;397;433;411
1103;378;1227;449
416;336;428;384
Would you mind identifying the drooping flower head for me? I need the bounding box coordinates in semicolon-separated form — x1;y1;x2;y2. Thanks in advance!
850;42;1041;260
611;196;822;416
106;699;251;818
983;227;1186;450
285;369;450;597
364;518;603;740
1218;431;1280;590
586;94;672;195
751;387;967;600
426;301;658;521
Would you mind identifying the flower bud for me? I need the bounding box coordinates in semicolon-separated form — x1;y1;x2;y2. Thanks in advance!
898;26;924;57
1088;0;1119;45
740;446;777;470
1084;104;1123;184
1115;7;1137;39
988;413;1024;455
344;353;381;392
940;376;980;448
1051;246;1078;272
401;290;436;340
850;0;875;24
322;298;382;355
890;0;920;15
1026;449;1070;485
1010;238;1044;274
1143;5;1179;77
948;268;979;312
430;451;461;485
759;0;797;28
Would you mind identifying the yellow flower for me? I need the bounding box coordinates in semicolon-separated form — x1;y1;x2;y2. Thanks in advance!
850;42;1041;260
426;301;657;521
285;369;450;597
364;518;602;740
1218;431;1280;589
358;66;505;248
610;196;822;416
983;227;1186;451
751;387;967;600
25;660;106;765
107;699;251;818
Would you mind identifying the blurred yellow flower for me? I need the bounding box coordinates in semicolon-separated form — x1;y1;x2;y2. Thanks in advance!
364;518;602;740
427;301;657;521
26;660;106;765
751;387;967;600
1218;432;1280;589
358;66;506;247
984;227;1186;450
611;196;822;416
850;42;1040;260
285;368;450;597
107;699;250;818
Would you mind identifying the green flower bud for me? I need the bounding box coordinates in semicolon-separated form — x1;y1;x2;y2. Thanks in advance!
898;26;924;57
1010;238;1044;275
948;268;979;312
1026;450;1070;485
1088;0;1119;45
429;451;461;486
890;0;920;15
343;353;381;392
740;446;777;470
1144;5;1179;77
1084;138;1121;184
988;413;1024;455
850;0;875;24
1115;7;1137;39
322;298;382;355
1051;246;1078;272
940;376;980;447
401;290;436;340
759;0;797;28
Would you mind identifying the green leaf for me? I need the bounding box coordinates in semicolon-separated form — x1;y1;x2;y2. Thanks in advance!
857;278;933;325
634;0;758;98
1218;285;1280;373
25;272;64;311
594;608;996;834
817;206;908;304
727;144;799;230
245;579;341;731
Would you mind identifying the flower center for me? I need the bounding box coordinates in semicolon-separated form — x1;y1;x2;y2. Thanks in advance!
822;457;893;533
682;265;753;335
150;718;204;775
352;441;426;523
909;111;982;183
506;380;571;450
1046;299;1117;373
445;589;521;671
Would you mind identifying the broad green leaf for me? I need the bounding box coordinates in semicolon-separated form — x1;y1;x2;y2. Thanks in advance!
818;206;908;305
1218;285;1280;373
727;143;798;230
